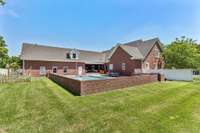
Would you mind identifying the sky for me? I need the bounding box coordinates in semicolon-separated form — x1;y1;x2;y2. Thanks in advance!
0;0;200;56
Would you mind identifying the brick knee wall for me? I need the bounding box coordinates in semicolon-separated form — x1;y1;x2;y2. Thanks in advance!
49;73;81;95
48;73;160;95
81;74;158;95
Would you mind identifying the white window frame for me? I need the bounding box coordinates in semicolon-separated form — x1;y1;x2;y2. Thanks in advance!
72;53;76;59
63;66;68;74
155;47;160;58
70;49;79;59
145;62;150;70
39;66;46;75
109;64;113;71
52;66;58;73
66;53;70;59
122;63;126;71
154;63;158;70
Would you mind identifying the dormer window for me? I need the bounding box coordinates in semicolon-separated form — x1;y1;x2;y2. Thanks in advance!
66;49;79;60
66;53;70;59
72;53;76;59
70;49;79;59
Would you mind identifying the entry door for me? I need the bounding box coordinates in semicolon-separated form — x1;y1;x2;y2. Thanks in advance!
40;66;46;75
78;66;83;76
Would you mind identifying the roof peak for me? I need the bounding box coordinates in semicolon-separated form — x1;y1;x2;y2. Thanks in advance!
123;39;143;45
123;37;160;45
143;37;160;42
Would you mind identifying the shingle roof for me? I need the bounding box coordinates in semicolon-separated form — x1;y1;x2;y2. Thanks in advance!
20;43;106;64
106;38;161;60
20;38;161;63
120;45;144;59
124;38;160;58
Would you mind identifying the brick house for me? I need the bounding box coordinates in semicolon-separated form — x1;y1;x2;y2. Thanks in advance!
20;38;164;76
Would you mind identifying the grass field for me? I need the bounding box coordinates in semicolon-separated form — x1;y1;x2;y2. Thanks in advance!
0;78;200;133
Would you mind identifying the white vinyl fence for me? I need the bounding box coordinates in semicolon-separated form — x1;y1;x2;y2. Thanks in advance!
135;69;193;81
155;69;193;81
0;68;9;76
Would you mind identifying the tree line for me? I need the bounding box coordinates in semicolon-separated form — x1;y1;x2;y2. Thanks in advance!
163;36;200;69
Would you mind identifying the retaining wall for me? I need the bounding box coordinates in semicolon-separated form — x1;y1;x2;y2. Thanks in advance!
49;73;162;95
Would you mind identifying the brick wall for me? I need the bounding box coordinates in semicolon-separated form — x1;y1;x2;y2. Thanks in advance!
108;43;165;76
81;74;158;95
109;47;142;76
49;73;162;95
49;73;81;95
144;42;165;69
24;60;85;77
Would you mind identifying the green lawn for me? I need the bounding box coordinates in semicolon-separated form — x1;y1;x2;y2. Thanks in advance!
0;78;200;133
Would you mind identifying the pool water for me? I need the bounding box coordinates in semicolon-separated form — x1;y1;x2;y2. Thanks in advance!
73;75;111;81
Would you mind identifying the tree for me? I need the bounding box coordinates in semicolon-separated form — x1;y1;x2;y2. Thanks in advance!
163;36;200;69
0;0;5;6
0;36;22;70
8;56;22;71
0;36;9;68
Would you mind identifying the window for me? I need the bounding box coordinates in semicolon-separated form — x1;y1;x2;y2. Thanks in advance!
72;53;76;59
52;66;57;73
154;63;158;70
69;49;79;59
63;66;67;74
122;63;126;71
66;53;70;59
40;66;46;75
145;62;150;69
156;51;160;58
155;47;160;58
109;64;113;70
78;66;83;75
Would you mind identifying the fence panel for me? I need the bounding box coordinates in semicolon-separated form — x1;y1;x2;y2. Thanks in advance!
0;68;9;75
154;69;193;81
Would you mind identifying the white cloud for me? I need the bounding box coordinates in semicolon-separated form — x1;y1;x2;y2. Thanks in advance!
7;9;20;18
0;9;20;18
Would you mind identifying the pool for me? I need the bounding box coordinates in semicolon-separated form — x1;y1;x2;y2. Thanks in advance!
73;75;112;81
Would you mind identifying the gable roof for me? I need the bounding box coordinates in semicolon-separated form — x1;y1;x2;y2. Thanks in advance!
20;43;106;64
20;38;162;63
124;38;161;58
120;45;144;60
107;38;162;60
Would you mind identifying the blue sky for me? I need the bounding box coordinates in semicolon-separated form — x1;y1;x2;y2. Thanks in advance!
0;0;200;56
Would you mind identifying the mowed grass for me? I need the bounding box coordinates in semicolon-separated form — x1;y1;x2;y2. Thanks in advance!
0;78;200;133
